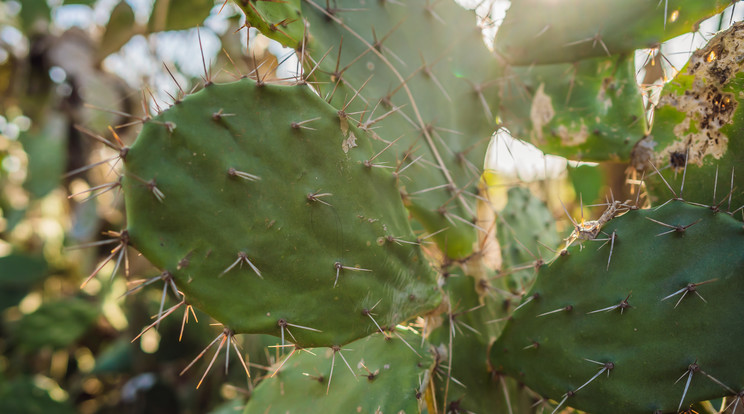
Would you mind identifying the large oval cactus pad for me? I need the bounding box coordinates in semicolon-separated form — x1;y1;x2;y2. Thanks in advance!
122;79;441;348
491;202;744;413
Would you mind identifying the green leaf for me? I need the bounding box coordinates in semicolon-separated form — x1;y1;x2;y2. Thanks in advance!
568;164;606;206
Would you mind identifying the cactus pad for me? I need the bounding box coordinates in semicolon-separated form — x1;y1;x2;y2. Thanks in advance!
122;78;441;348
495;0;730;65
242;330;433;413
491;202;744;413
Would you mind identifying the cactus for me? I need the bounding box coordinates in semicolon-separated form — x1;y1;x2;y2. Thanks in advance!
243;329;432;413
121;78;441;348
236;0;503;261
491;201;744;413
494;0;731;65
46;0;744;413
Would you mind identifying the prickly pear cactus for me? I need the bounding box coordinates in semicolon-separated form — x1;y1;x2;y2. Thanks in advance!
491;202;744;413
121;78;441;347
237;0;503;261
243;330;433;413
495;0;731;65
59;0;744;412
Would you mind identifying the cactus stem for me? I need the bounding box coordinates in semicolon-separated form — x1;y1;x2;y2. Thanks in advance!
587;292;632;315
220;251;262;279
675;362;700;412
645;217;702;237
227;167;261;182
537;305;573;318
290;117;321;130
661;279;718;308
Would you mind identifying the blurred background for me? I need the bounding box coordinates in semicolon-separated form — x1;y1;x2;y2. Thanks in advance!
0;1;741;413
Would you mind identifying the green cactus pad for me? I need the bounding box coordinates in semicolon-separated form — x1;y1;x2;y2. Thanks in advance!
428;272;536;414
498;53;646;161
497;187;560;293
242;330;433;414
643;22;744;211
122;78;441;348
491;202;744;413
495;0;730;65
237;0;503;260
231;0;304;48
